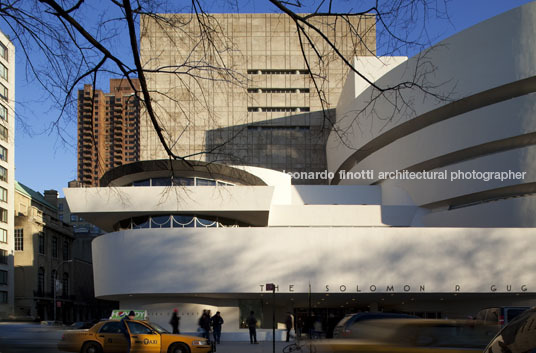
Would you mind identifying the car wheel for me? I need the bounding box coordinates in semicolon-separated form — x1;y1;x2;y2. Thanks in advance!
81;341;102;353
169;342;190;353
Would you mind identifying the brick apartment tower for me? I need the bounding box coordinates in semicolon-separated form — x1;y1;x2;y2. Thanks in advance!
77;79;140;186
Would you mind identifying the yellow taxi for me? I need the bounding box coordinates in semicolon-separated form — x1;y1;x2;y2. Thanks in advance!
58;319;213;353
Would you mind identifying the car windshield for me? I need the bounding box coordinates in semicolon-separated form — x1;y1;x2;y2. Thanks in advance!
486;309;536;353
145;322;169;334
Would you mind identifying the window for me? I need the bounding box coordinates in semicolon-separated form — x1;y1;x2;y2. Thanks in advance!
127;322;154;335
70;215;77;222
0;104;8;121
0;249;6;264
248;106;307;112
151;177;171;186
38;232;45;255
0;186;6;202
0;145;7;162
0;165;7;182
0;83;7;100
52;237;58;258
0;103;6;122
62;272;69;296
150;215;171;228
172;177;194;186
37;267;45;295
0;63;7;81
247;69;309;75
14;228;22;250
0;228;6;243
196;178;216;186
0;270;7;284
0;42;7;60
132;179;150;186
0;207;7;223
0;124;7;142
62;240;69;260
0;291;6;304
99;322;122;334
58;203;64;211
247;88;310;94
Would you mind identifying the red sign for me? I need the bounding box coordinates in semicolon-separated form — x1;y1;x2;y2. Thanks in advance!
266;283;275;291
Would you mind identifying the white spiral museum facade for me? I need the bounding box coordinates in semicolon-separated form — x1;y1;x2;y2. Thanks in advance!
65;3;536;338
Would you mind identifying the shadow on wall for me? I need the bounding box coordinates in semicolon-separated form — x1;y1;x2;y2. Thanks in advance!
205;110;334;185
94;227;536;297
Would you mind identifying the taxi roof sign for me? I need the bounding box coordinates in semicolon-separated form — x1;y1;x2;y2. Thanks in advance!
110;309;148;320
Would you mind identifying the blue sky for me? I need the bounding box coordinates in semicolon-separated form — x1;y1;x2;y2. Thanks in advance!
8;0;534;196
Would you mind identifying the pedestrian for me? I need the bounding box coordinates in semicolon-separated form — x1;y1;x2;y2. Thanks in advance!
198;310;211;341
313;316;323;339
246;310;259;344
203;310;212;341
120;310;136;353
285;312;293;342
296;316;303;338
169;308;180;334
211;311;224;344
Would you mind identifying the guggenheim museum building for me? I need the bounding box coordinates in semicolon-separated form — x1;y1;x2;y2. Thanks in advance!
65;3;536;338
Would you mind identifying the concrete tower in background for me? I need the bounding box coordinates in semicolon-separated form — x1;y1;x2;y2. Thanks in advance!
139;13;376;182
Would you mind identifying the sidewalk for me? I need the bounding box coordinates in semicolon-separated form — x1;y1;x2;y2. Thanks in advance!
213;340;293;353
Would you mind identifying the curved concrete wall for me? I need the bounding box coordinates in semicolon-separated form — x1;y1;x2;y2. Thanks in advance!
420;196;536;227
329;3;536;175
342;146;536;206
338;95;536;185
328;3;536;226
93;227;536;297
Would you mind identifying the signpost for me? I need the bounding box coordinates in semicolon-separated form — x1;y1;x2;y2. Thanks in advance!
266;283;276;353
53;260;72;323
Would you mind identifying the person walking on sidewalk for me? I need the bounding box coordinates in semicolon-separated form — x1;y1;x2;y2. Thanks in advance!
246;311;259;344
285;312;293;342
169;308;180;334
198;310;211;342
211;311;224;344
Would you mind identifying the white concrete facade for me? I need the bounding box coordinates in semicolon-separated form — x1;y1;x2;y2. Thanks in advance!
328;2;536;227
65;3;536;338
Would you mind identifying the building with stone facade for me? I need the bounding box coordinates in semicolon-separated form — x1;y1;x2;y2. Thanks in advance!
77;79;140;186
0;30;15;320
14;183;113;322
14;183;75;321
139;13;375;181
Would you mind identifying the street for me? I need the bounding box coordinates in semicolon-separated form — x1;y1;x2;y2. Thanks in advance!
0;322;291;353
0;322;63;353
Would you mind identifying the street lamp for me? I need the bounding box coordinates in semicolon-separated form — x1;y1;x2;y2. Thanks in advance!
53;259;72;323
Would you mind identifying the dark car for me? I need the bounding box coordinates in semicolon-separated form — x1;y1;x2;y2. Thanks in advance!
484;307;536;353
476;307;529;328
311;318;494;352
69;321;95;330
332;312;418;338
